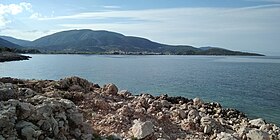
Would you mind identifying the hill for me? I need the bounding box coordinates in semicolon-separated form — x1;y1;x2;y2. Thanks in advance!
29;29;197;54
0;36;32;46
0;38;23;49
1;29;263;55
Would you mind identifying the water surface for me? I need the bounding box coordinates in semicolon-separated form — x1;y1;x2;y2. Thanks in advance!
1;55;279;125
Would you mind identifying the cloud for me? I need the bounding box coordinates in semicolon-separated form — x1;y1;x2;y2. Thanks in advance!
0;2;32;27
30;12;43;19
103;5;121;9
56;4;280;54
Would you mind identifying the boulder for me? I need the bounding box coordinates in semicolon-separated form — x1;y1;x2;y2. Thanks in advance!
118;90;132;96
249;118;266;127
161;100;171;108
246;129;270;140
59;76;92;92
187;109;200;122
131;120;154;139
216;132;238;140
0;83;17;101
103;83;118;94
193;97;203;106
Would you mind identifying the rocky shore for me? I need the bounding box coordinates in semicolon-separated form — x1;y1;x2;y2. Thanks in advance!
0;52;31;62
0;76;279;140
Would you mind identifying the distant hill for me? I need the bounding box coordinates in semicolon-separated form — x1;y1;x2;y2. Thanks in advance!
28;29;197;54
0;38;40;54
0;36;32;46
0;38;23;49
1;29;263;56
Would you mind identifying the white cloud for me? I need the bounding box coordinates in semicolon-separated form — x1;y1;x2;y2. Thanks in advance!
30;12;43;19
0;2;33;27
56;5;280;55
103;5;121;9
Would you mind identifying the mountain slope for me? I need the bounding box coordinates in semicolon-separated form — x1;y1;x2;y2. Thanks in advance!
2;29;263;55
29;29;197;54
0;36;31;46
0;38;23;49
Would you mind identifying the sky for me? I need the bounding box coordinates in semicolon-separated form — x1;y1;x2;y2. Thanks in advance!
0;0;280;55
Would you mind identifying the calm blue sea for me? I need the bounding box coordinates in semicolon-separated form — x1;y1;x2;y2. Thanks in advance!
1;55;280;126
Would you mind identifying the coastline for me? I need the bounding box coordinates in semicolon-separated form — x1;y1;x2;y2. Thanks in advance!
0;76;279;140
0;52;31;62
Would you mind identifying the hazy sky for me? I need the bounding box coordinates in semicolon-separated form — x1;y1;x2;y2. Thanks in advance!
0;0;279;55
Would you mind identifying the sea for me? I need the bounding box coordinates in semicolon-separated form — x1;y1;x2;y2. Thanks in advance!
1;54;279;126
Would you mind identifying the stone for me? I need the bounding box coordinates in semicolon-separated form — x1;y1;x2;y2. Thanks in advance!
68;112;83;126
59;76;92;92
21;126;36;140
103;83;118;94
249;118;266;127
173;109;186;119
201;116;214;126
193;97;203;106
16;121;39;140
118;90;132;96
216;132;238;140
59;99;76;109
0;83;17;101
247;129;270;140
188;109;199;120
131;120;154;139
204;125;211;134
161;100;171;108
18;88;36;98
17;102;34;119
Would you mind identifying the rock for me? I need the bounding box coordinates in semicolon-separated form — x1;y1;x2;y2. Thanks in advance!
16;121;40;140
161;100;171;108
201;116;214;126
188;109;199;120
0;83;17;101
18;88;36;98
17;102;34;119
59;76;92;92
216;132;238;140
173;109;186;119
193;97;203;106
131;120;154;139
68;112;83;126
204;125;211;134
118;90;132;96
103;83;118;94
249;118;266;127
247;129;270;140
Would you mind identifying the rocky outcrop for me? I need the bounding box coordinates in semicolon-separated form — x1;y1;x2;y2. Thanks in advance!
0;52;30;62
0;76;279;140
0;95;94;140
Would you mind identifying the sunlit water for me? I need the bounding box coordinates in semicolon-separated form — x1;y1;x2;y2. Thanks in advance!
1;55;280;126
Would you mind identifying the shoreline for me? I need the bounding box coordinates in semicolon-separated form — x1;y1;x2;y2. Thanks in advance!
0;52;31;62
0;76;279;139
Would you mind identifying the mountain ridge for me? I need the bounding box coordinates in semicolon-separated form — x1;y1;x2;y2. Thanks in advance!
0;29;264;56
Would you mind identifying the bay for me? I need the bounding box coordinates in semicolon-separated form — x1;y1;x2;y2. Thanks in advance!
1;54;279;125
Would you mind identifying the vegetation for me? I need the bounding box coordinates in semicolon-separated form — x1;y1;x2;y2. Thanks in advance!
1;29;264;56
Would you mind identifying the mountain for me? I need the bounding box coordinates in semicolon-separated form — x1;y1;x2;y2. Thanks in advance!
0;38;23;49
2;29;263;55
196;47;262;56
0;36;32;46
0;38;40;54
28;29;197;54
199;46;222;51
